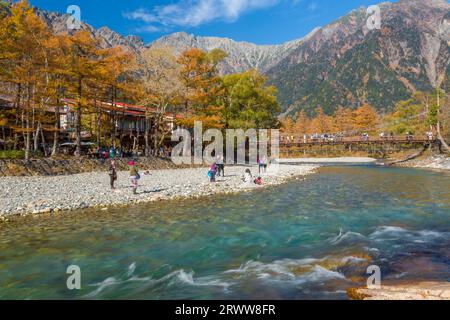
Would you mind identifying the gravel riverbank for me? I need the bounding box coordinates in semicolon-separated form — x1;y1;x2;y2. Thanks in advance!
277;157;377;164
348;282;450;300
395;155;450;170
0;164;317;217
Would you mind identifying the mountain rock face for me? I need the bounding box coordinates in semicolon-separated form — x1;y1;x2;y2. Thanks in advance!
17;0;450;115
149;0;449;116
268;0;450;115
34;8;145;53
150;29;320;74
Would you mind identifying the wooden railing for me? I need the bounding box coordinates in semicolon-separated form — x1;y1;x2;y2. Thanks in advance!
279;136;435;146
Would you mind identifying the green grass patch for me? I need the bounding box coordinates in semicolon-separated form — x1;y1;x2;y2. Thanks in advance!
0;150;25;159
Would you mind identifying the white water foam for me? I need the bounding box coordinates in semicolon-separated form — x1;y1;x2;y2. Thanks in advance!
127;262;136;277
85;277;121;298
295;265;347;285
224;255;366;284
171;270;232;289
85;254;370;298
369;226;448;242
327;228;366;245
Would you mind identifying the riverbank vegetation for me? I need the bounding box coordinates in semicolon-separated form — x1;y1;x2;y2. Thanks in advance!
0;1;448;162
0;1;280;160
281;89;450;145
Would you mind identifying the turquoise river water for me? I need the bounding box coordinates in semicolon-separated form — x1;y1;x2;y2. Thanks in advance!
0;166;449;299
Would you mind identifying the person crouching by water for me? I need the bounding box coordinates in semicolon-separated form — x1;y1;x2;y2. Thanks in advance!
254;176;263;185
208;162;218;183
129;160;140;194
109;160;118;190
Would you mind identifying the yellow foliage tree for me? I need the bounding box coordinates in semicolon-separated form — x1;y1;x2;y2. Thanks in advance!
334;106;355;133
353;104;379;134
308;107;334;134
294;110;311;135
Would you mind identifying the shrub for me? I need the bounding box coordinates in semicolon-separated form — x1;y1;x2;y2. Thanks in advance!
0;150;25;159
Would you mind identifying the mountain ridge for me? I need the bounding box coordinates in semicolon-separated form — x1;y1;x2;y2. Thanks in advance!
4;0;449;116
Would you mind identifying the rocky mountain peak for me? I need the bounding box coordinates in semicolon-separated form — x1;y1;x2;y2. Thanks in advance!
398;0;449;7
5;0;448;116
269;0;449;116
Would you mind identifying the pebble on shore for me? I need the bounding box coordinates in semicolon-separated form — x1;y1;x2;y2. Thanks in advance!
0;164;318;217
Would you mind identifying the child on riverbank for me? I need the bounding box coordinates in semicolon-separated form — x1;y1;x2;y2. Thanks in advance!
129;160;140;194
208;162;218;182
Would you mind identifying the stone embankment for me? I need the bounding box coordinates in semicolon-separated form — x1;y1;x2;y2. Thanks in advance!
0;157;191;177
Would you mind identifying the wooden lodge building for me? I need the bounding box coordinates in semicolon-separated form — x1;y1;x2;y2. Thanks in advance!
0;95;175;153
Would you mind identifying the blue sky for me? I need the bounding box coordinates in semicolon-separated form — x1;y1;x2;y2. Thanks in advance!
29;0;400;45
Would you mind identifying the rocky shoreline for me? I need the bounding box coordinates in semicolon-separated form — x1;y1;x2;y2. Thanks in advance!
394;155;450;170
348;282;450;300
0;164;318;218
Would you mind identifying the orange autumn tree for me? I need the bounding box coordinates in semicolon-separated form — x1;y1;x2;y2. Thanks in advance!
66;30;105;157
43;34;73;156
308;107;334;134
102;46;137;146
353;104;380;134
177;48;227;129
140;46;183;156
334;106;355;134
294;110;311;135
0;0;56;159
281;117;295;137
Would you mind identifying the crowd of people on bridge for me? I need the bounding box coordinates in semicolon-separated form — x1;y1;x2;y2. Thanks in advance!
282;130;435;144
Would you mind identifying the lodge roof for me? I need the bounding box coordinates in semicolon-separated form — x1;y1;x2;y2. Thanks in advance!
0;95;180;120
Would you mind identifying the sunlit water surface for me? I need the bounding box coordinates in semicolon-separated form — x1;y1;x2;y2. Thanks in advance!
1;166;449;299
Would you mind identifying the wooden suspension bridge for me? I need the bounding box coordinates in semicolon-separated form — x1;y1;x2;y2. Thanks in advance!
279;136;434;146
276;136;438;158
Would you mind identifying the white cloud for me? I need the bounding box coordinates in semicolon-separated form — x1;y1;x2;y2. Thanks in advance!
307;1;319;12
136;25;162;33
124;0;280;32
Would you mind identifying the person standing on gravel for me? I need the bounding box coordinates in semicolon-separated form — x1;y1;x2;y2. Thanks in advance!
259;156;268;174
216;155;225;177
109;160;118;190
129;160;140;194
